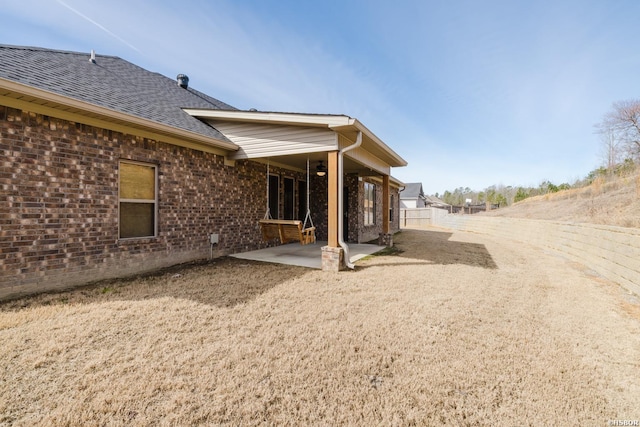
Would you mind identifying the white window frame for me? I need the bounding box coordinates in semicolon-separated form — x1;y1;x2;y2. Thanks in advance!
364;182;376;226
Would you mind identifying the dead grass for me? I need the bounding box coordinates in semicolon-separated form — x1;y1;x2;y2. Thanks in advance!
483;171;640;228
2;229;639;425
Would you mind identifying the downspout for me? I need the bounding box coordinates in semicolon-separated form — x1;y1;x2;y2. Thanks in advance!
338;131;363;269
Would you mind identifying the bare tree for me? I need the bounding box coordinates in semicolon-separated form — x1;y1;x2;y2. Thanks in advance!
599;99;640;161
598;127;621;170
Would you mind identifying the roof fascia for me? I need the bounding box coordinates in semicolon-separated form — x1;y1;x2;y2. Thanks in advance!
390;176;405;187
184;108;355;128
364;175;405;188
0;78;239;153
333;119;407;167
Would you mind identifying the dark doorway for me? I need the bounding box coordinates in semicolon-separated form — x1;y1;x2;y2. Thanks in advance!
268;174;279;219
343;186;349;242
298;180;307;220
284;177;295;220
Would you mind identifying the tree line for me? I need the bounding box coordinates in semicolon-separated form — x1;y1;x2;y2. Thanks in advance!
435;99;640;206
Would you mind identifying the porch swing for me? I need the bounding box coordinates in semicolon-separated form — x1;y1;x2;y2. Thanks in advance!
258;159;316;245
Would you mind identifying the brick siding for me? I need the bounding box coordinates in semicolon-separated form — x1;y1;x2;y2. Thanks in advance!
0;107;305;299
357;177;401;243
0;106;400;299
310;173;400;244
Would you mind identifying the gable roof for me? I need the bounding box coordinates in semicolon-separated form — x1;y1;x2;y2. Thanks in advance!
425;195;450;207
0;44;236;149
184;109;408;168
400;182;425;199
0;45;408;172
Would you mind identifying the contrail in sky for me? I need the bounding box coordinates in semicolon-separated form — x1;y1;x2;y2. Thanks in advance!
56;0;140;52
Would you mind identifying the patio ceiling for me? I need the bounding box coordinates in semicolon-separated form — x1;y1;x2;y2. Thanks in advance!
183;108;408;177
254;150;389;177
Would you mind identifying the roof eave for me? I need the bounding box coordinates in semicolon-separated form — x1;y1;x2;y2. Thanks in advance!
332;119;408;168
0;78;239;152
183;108;354;128
184;108;408;168
390;176;405;187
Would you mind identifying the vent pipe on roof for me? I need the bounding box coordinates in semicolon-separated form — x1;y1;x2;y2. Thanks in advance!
177;74;189;89
89;50;96;64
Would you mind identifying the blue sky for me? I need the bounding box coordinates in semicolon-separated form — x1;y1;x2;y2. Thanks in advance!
2;0;638;195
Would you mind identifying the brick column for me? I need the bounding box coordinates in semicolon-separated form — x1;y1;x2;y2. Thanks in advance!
378;232;393;247
382;175;390;234
321;245;344;271
379;175;392;247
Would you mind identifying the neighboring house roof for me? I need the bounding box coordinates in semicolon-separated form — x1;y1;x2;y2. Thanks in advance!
400;183;425;200
424;195;450;208
0;44;236;149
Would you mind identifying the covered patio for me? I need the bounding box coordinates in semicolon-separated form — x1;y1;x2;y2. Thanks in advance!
185;109;407;271
230;241;385;269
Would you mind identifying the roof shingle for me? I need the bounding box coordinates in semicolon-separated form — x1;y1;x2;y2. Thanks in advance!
400;183;424;199
0;44;235;142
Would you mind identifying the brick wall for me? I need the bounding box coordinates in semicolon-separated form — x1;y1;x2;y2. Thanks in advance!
0;106;402;299
345;174;359;243
357;177;401;243
308;173;400;243
0;107;292;299
309;174;328;241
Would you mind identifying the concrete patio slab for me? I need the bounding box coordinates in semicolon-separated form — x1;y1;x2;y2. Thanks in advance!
230;241;385;269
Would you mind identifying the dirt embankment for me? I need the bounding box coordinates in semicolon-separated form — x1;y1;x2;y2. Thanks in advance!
483;173;640;228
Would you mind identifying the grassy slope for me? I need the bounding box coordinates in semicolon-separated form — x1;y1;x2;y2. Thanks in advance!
482;172;640;228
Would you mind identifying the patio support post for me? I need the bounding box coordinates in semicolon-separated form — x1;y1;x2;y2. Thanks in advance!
382;175;390;233
327;150;339;248
322;150;344;271
379;174;393;247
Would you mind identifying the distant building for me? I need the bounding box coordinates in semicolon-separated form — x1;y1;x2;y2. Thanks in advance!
400;183;427;208
424;195;450;209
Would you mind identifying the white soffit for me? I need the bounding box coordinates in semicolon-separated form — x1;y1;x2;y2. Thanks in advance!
183;109;354;128
183;109;408;168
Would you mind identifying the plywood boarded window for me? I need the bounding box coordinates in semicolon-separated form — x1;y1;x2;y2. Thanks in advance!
364;182;376;226
119;161;157;239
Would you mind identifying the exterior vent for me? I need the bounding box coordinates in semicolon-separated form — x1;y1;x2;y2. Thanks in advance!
177;74;189;89
89;50;96;64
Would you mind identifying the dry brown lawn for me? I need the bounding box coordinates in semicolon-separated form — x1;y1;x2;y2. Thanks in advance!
2;228;640;426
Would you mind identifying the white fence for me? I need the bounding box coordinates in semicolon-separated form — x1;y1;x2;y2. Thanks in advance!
400;208;450;228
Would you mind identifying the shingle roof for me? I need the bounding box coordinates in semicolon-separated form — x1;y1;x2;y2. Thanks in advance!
425;195;449;207
400;182;424;199
0;44;235;142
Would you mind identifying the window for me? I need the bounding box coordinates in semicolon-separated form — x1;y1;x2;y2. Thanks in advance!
283;177;295;220
297;180;307;220
364;182;376;226
268;174;280;219
390;194;395;222
119;161;157;239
